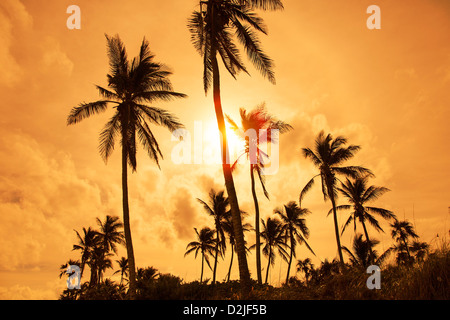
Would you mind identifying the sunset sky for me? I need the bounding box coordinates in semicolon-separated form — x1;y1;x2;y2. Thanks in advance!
1;0;449;299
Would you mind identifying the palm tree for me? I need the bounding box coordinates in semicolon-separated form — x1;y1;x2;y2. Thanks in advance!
302;131;373;264
342;233;394;269
113;257;129;285
59;259;81;279
96;215;125;255
185;227;216;282
72;227;98;281
275;201;315;284
410;240;430;263
67;35;186;297
337;177;396;241
226;104;292;284
259;216;289;284
390;219;419;264
197;189;230;284
188;0;283;290
296;258;314;283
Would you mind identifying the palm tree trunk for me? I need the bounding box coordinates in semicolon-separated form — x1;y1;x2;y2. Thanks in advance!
265;248;272;284
250;165;263;285
227;244;234;282
285;229;294;284
122;136;137;299
200;253;204;282
211;51;251;292
327;181;344;264
212;229;219;284
361;220;375;264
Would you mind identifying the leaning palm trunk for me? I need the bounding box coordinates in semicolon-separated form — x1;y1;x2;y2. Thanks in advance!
328;183;344;264
285;228;294;284
250;165;263;284
211;54;251;291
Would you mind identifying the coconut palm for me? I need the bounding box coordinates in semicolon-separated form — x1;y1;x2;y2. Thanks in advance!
226;103;292;284
258;216;289;284
390;219;419;264
342;233;392;269
185;227;216;282
302;131;373;264
67;35;186;297
96;215;125;255
113;257;129;285
410;240;430;263
59;259;81;279
296;258;314;283
337;177;396;240
188;0;283;290
197;189;231;284
275;201;315;284
72;227;98;280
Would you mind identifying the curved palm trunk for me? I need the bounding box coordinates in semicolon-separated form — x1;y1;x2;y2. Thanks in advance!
211;52;251;292
265;247;272;284
285;228;294;284
361;220;375;264
212;229;219;284
200;252;204;282
226;243;234;282
327;181;345;265
250;165;263;284
122;131;137;299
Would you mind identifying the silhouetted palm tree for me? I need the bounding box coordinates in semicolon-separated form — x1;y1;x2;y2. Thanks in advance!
410;240;430;263
96;215;125;254
338;177;396;240
296;258;314;283
113;257;128;285
226;103;292;284
197;189;230;284
67;35;186;297
185;227;216;282
73;227;98;281
302;131;373;263
188;0;283;290
59;259;81;279
390;219;419;264
275;201;315;284
258;216;289;284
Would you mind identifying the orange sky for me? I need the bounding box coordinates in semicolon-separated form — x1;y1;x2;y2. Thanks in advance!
1;0;449;299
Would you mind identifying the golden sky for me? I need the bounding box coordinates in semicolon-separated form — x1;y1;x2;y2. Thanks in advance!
0;0;449;299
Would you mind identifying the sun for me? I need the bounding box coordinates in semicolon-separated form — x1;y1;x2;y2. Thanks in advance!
202;121;244;163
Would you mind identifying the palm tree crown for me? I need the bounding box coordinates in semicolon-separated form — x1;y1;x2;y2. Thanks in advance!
337;177;396;242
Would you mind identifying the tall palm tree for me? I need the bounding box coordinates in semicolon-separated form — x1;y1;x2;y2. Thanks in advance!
113;257;129;285
197;189;230;284
275;201;315;284
259;216;289;284
188;0;283;290
302;131;373;264
185;227;216;282
390;219;419;264
67;35;186;297
226;103;292;284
